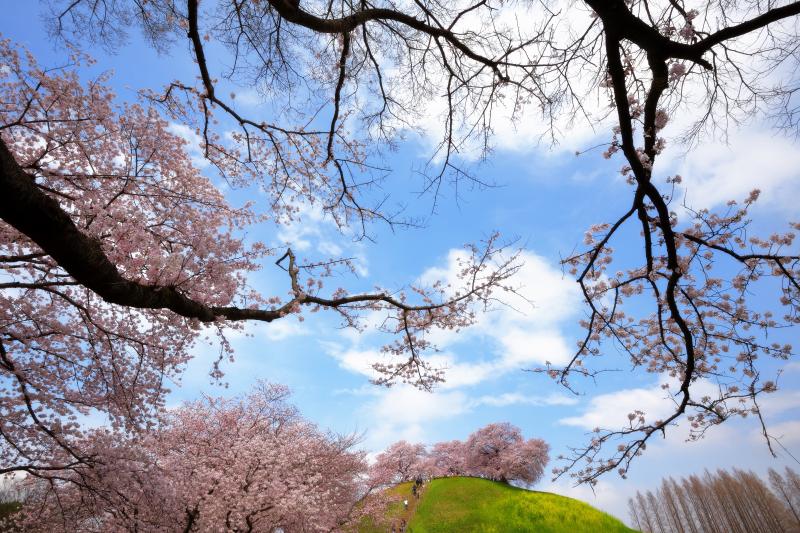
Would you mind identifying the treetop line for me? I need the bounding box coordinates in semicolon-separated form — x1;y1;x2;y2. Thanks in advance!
0;0;799;495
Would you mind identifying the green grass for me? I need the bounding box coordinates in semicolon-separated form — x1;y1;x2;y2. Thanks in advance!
0;502;21;532
399;477;636;533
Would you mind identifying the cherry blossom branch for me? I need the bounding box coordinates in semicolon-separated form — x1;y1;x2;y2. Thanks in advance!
551;0;800;484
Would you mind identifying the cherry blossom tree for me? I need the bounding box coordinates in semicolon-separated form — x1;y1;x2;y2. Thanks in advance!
374;423;549;486
426;440;468;478
0;24;520;481
13;383;388;532
463;423;549;485
370;440;429;485
0;0;798;487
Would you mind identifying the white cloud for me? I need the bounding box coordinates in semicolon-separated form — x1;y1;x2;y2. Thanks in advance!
552;376;800;524
351;385;580;450
261;319;309;341
407;6;800;217
498;328;573;367
762;420;800;446
413;329;573;391
328;346;383;381
363;385;470;448
405;1;611;160
425;353;497;388
558;375;800;444
782;362;800;374
430;250;579;376
758;389;800;417
335;376;579;448
412;82;611;162
470;392;578;408
274;201;369;275
324;247;581;454
167;122;209;169
323;248;584;452
550;394;800;525
326;248;579;395
666;127;800;212
275;201;326;251
559;383;677;430
418;249;579;356
318;240;343;257
559;375;727;431
231;88;263;108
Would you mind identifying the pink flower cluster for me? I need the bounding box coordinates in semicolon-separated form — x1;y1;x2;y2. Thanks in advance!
13;383;389;532
370;422;550;486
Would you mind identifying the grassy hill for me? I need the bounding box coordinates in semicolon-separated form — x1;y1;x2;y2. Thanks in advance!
361;476;637;533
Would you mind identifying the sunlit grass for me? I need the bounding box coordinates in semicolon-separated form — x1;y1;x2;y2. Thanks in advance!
404;477;637;533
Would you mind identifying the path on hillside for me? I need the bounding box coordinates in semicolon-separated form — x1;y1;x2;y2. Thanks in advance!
388;481;427;532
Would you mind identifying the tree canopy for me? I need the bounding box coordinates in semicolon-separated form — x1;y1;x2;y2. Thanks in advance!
1;0;799;493
371;423;550;486
8;383;390;532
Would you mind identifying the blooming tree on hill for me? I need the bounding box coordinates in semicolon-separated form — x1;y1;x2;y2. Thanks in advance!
427;440;468;478
374;423;550;486
463;423;550;485
0;0;797;489
370;440;430;485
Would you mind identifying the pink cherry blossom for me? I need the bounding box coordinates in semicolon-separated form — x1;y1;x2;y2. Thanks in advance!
14;383;390;532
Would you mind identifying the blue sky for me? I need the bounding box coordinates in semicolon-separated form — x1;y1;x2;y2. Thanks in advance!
4;2;800;524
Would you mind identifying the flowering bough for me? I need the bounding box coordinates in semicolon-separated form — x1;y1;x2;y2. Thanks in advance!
0;34;521;480
11;383;393;532
544;0;800;484
371;422;550;487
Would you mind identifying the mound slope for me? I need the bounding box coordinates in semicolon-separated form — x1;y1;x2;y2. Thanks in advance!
377;476;637;533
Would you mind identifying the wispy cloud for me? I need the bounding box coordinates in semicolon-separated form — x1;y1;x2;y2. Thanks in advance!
324;248;582;449
167;122;209;170
666;126;800;213
470;392;578;408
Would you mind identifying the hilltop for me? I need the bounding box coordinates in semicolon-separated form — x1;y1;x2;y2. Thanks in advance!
361;476;636;533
